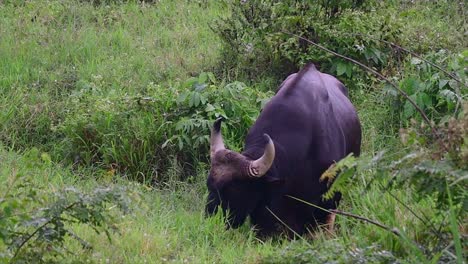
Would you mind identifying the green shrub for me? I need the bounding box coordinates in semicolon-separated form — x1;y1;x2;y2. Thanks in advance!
324;103;467;261
0;148;131;263
57;73;273;182
214;0;465;130
213;0;399;87
397;103;467;210
388;50;467;121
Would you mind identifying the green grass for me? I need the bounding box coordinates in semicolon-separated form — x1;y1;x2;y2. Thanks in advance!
0;146;442;263
0;0;465;263
0;1;223;88
0;0;224;149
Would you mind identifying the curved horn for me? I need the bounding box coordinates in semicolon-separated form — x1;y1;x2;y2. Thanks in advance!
210;117;225;159
249;134;275;177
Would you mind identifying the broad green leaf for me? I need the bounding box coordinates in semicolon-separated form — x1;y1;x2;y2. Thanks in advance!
176;92;189;104
438;79;449;89
190;92;201;107
214;110;227;119
199;94;207;105
419;92;432;108
374;49;382;61
403;101;414;119
183;77;198;89
194;83;207;91
439;89;456;102
205;103;215;112
178;137;184;151
207;72;216;84
194;93;200;107
448;80;459;90
336;62;347;76
198;72;208;84
383;84;398;97
400;77;418;94
371;48;381;64
345;63;353;78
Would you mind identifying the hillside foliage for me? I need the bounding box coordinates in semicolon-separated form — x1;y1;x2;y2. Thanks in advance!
0;0;466;263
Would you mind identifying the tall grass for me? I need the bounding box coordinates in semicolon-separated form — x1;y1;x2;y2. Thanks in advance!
0;146;447;263
0;0;223;149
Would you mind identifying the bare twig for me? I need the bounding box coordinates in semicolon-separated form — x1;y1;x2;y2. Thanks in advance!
286;195;401;236
330;209;401;236
281;31;440;139
12;202;79;259
352;33;464;85
286;196;427;255
385;186;440;236
67;230;92;250
265;206;310;243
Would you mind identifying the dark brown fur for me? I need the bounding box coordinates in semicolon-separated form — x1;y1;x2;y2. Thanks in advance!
206;64;361;237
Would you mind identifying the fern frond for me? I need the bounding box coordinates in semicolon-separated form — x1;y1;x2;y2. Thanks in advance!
320;153;357;200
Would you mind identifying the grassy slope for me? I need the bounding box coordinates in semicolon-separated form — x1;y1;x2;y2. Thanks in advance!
0;1;462;263
1;146;436;263
0;0;223;150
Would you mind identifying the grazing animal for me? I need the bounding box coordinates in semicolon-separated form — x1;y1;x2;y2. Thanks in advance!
205;64;361;237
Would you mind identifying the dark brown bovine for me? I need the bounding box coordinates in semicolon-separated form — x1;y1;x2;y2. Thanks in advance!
205;64;362;237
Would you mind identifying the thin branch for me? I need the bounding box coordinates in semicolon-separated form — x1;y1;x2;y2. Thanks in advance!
67;230;92;250
352;33;464;85
349;32;465;113
330;209;401;237
384;185;440;236
12;202;79;259
286;195;401;236
281;31;440;140
265;206;309;243
286;195;425;254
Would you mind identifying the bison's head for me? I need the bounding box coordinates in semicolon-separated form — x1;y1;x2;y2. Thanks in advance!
205;118;275;228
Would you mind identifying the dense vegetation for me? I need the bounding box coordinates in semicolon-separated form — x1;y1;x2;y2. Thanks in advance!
0;0;466;263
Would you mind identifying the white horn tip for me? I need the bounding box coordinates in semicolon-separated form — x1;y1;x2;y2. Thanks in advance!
263;134;273;143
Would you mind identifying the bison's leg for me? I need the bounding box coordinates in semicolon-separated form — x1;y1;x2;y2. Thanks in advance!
251;199;305;238
325;212;336;234
311;192;341;235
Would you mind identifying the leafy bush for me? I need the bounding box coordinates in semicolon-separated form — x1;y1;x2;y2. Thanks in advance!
57;73;273;182
213;0;400;87
0;148;131;263
389;50;467;121
397;103;467;210
389;105;467;261
214;0;465;129
324;103;467;262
